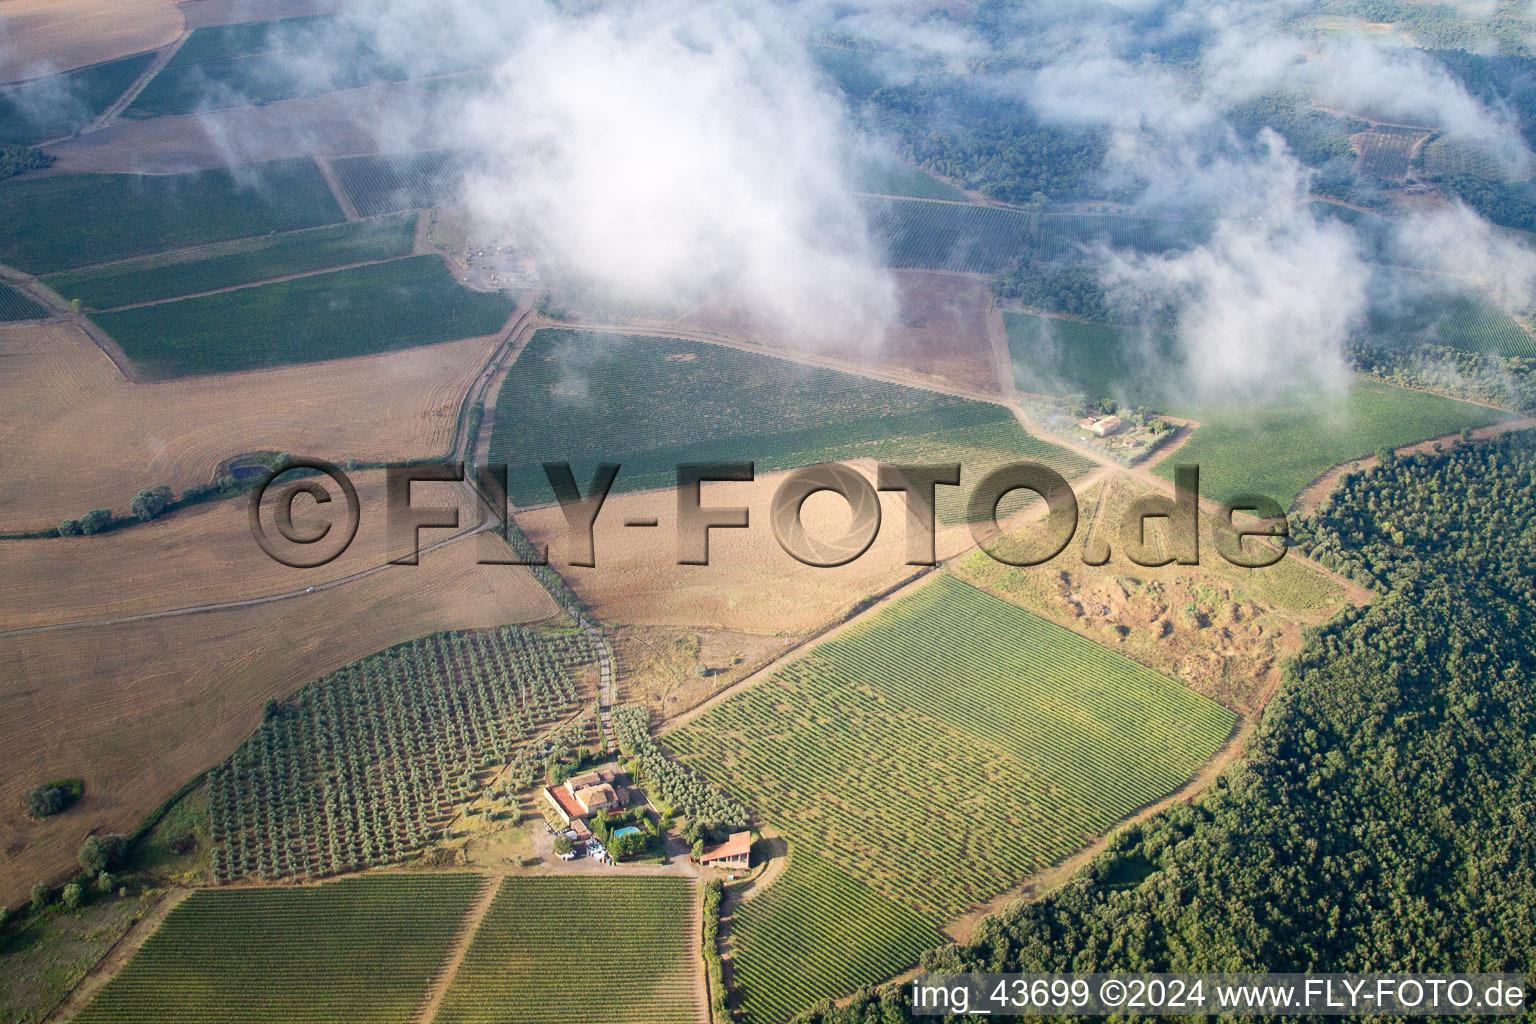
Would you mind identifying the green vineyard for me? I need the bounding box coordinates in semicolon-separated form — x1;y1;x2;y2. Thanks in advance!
434;876;704;1024
0;280;48;321
92;254;515;377
208;625;595;882
331;150;470;217
1004;310;1177;404
859;196;1036;272
0;52;156;146
1154;379;1513;508
487;328;1089;510
42;215;416;310
74;874;486;1024
1365;270;1535;359
0;159;344;274
729;849;945;1024
668;577;1233;1019
1356;126;1425;181
1036;213;1206;259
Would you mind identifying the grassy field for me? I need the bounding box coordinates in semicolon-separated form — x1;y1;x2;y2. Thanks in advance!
1155;379;1513;508
0;889;159;1024
848;155;966;200
0;159;344;274
860;197;1036;272
73;875;485;1024
42;215;416;310
0;52;155;146
91;255;513;377
209;625;594;882
330;150;469;217
0;281;49;321
668;576;1233;1018
435;877;703;1024
730;850;944;1024
487;329;1090;509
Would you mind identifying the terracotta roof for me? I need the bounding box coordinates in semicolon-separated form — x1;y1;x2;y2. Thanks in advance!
546;786;585;820
699;831;752;863
574;783;618;812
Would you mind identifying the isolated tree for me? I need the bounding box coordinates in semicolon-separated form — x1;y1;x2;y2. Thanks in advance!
95;871;115;894
58;519;82;537
553;835;574;856
691;839;705;861
25;784;66;817
79;508;112;535
30;882;49;911
78;834;127;876
130;485;172;522
62;882;84;910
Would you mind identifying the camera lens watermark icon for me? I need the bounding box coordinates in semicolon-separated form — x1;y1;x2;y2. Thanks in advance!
247;459;361;569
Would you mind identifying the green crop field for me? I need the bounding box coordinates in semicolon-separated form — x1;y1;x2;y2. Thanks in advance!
729;850;945;1024
667;576;1234;1019
486;328;1091;511
0;281;48;320
1154;379;1513;508
208;625;594;883
0;159;343;274
42;215;416;310
125;17;468;117
330;150;469;216
434;877;703;1024
848;155;967;200
0;52;155;146
1005;311;1177;404
73;874;485;1024
859;196;1036;272
92;254;514;377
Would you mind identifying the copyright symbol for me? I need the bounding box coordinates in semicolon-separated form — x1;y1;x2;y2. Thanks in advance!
248;459;361;569
1100;979;1127;1007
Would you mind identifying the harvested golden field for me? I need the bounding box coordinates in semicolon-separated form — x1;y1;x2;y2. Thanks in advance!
0;472;490;629
0;548;558;906
0;321;496;533
516;462;1051;634
955;477;1350;715
0;0;180;80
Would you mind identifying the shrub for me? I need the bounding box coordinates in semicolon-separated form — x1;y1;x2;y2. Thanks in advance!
79;508;113;534
62;882;85;910
30;881;50;910
78;833;128;875
25;779;82;817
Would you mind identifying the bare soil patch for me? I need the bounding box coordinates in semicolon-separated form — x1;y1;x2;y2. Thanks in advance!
515;462;983;635
0;549;555;906
0;321;494;533
0;0;180;81
611;625;798;723
178;0;332;30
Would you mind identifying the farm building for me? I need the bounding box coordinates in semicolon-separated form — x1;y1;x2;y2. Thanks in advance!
573;783;621;814
544;766;635;826
1080;415;1124;437
699;831;752;871
543;785;587;827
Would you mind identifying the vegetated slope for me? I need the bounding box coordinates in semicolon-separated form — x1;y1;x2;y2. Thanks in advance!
434;876;704;1024
859;197;1036;272
729;849;946;1024
847;155;967;200
791;435;1536;1024
42;215;416;310
91;254;513;377
73;874;485;1024
0;159;344;273
668;576;1233;1021
487;329;1090;511
0;52;155;146
1153;379;1512;508
1363;268;1536;359
208;624;594;883
0;281;49;321
330;150;470;216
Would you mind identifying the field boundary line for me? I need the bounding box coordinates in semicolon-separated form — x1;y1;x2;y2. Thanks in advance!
88;33;189;133
410;874;501;1024
44;887;193;1024
314;155;362;221
90;253;416;310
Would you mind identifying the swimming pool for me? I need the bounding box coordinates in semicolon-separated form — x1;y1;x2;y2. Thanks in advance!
612;826;642;839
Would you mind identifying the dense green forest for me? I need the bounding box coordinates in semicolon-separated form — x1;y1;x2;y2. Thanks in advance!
795;432;1536;1023
870;81;1107;202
